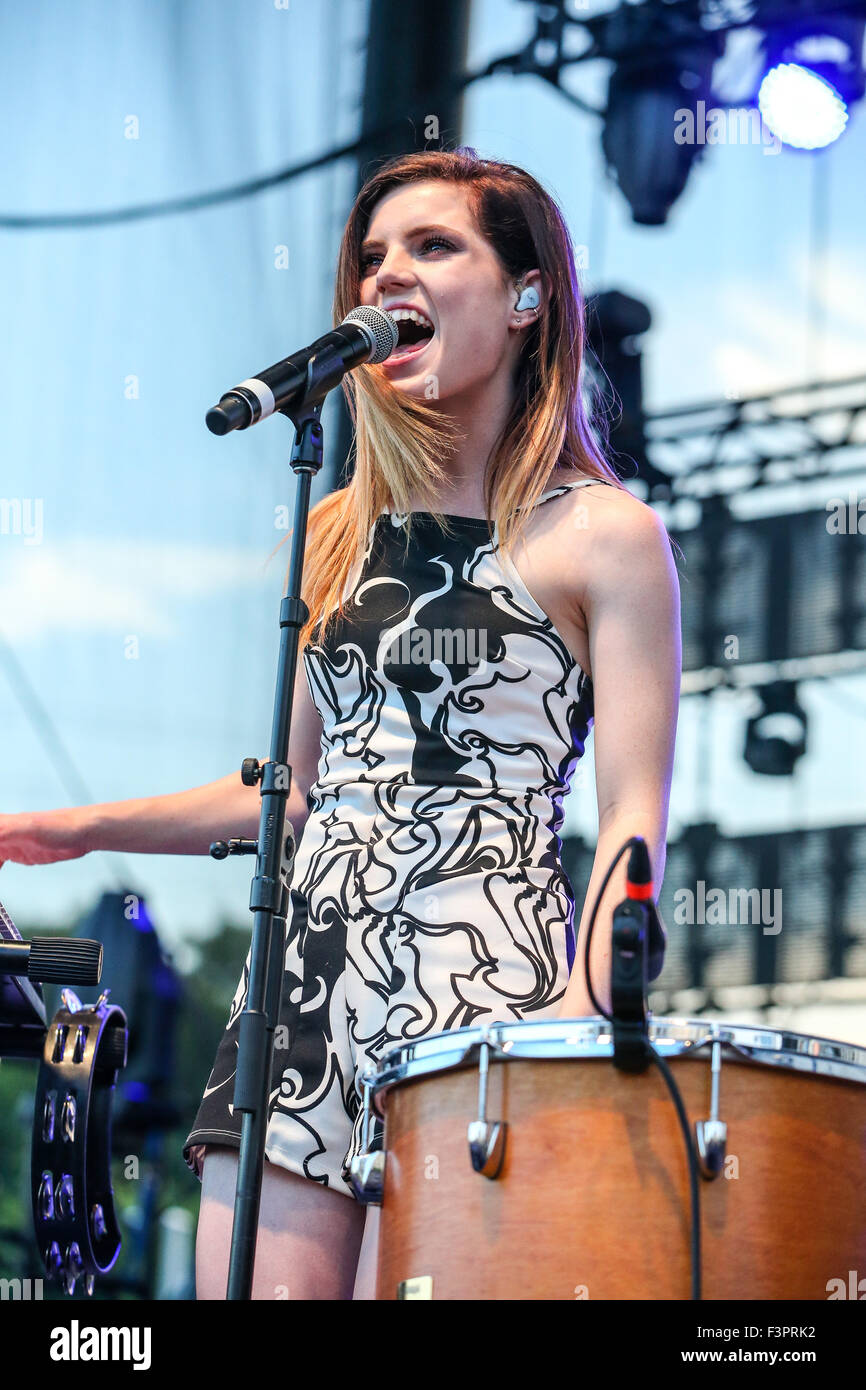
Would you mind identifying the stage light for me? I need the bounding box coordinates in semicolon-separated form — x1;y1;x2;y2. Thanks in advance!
602;64;710;225
758;62;848;149
758;17;865;150
743;681;808;777
599;16;722;226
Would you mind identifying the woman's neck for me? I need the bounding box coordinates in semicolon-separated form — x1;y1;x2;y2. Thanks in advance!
411;372;516;515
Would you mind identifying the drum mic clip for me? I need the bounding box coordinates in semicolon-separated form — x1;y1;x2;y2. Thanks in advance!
610;900;652;1074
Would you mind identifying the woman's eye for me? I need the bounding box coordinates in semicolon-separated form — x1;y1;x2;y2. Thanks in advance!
360;236;456;274
420;236;455;254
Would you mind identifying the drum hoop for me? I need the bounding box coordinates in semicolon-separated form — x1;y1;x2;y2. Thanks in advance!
367;1016;866;1107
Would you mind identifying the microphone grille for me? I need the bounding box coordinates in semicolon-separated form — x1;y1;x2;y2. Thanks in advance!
342;305;398;364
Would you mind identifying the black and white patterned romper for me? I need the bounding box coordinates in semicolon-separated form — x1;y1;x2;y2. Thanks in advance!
182;477;612;1195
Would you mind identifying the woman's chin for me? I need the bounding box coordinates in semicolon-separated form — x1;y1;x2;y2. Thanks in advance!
379;354;444;400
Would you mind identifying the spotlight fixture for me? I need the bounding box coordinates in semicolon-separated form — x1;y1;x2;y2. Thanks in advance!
597;5;723;226
508;2;865;219
743;681;808;777
758;15;865;149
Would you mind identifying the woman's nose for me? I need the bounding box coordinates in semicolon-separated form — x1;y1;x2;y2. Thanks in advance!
376;250;416;297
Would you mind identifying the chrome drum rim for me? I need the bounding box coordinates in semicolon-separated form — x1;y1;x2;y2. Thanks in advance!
368;1016;866;1107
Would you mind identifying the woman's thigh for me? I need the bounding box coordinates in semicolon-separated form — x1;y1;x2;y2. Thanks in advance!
195;1146;366;1300
352;1206;380;1300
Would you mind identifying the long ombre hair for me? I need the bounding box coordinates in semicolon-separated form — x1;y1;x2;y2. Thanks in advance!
294;148;625;650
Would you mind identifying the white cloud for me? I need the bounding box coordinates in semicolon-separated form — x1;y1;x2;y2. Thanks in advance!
0;537;276;644
790;247;866;338
710;248;866;397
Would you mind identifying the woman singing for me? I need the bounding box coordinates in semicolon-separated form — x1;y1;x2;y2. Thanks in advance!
0;149;681;1299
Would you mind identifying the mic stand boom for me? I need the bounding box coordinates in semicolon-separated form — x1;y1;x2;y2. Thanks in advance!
211;397;325;1300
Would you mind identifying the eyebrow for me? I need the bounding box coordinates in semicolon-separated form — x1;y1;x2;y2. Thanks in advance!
359;223;461;253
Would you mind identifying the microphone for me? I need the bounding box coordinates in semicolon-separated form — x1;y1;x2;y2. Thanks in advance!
622;836;667;982
205;305;398;435
610;837;664;1073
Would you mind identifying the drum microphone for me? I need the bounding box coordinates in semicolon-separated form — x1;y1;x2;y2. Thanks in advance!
624;837;667;983
610;837;666;1073
205;305;398;435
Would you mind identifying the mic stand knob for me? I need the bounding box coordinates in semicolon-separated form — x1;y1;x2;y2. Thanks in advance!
210;839;259;860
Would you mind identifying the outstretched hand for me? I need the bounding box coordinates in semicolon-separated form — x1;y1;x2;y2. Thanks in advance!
0;810;87;868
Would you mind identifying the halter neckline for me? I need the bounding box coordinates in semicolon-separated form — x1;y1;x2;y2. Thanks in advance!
380;477;605;525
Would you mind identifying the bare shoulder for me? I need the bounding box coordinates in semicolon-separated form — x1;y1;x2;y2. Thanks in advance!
540;473;645;523
587;482;670;544
578;485;680;616
540;476;675;592
555;475;654;523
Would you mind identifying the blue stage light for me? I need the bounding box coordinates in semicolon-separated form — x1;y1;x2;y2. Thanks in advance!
758;61;849;149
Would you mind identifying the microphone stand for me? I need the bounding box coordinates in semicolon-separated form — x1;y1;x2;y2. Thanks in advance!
210;395;325;1300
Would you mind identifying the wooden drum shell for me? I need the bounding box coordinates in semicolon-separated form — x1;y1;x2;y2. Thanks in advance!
374;1054;866;1300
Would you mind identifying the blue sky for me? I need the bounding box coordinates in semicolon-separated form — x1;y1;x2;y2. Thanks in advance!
1;0;864;973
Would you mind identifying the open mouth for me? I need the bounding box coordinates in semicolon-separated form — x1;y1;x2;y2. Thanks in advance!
386;308;436;363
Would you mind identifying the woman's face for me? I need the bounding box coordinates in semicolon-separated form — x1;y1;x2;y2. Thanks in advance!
357;180;528;405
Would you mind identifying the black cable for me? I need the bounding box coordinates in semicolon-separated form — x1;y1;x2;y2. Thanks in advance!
0;46;603;232
581;835;631;1020
648;1048;703;1301
581;833;702;1299
0;129;375;230
0;64;493;231
5;0;862;232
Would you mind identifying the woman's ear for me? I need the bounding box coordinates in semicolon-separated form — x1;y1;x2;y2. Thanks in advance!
511;269;549;327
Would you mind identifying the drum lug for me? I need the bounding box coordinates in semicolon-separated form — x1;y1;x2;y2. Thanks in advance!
468;1032;507;1179
695;1119;728;1180
695;1039;727;1180
347;1151;386;1205
348;1067;386;1204
468;1120;507;1178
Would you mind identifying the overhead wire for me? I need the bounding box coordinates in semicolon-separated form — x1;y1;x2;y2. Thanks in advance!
0;628;136;888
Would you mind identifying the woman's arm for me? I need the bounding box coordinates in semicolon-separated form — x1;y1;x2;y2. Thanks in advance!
558;496;682;1017
0;656;324;866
